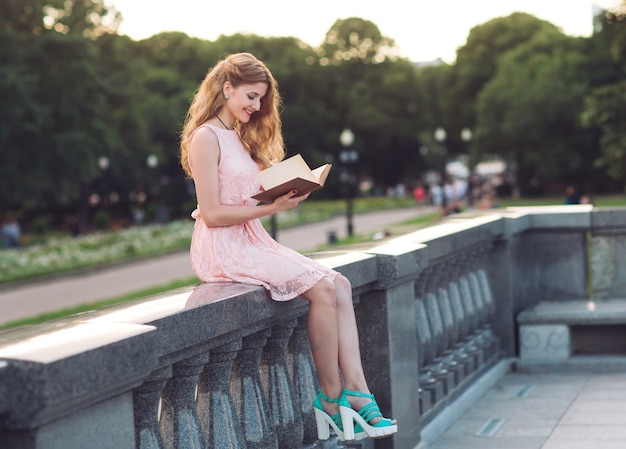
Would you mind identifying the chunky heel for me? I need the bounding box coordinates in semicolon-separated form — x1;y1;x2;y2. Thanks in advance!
313;406;332;440
313;391;346;440
313;390;367;441
341;389;398;439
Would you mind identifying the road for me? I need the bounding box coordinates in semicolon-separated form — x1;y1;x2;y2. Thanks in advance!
0;207;437;326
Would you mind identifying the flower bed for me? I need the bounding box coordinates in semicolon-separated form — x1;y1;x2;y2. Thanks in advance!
0;220;194;284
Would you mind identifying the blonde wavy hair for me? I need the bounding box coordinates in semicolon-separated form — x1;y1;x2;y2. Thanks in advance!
180;52;285;177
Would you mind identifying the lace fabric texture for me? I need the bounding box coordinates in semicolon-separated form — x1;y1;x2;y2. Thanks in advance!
189;124;338;301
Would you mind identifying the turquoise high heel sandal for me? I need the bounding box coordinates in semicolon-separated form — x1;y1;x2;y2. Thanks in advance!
340;389;398;439
313;390;367;441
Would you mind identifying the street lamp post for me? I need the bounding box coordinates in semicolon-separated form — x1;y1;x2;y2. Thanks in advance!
461;127;472;146
434;127;447;184
460;128;473;206
339;128;358;237
96;156;110;206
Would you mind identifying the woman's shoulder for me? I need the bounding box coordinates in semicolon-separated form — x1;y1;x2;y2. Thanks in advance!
190;123;220;144
189;124;222;161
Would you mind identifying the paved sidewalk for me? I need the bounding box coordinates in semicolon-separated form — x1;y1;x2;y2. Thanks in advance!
0;207;436;325
421;358;626;449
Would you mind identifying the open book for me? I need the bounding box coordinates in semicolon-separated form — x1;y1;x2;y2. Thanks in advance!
252;154;332;203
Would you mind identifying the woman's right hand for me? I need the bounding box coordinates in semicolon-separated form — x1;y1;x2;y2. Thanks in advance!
272;190;310;212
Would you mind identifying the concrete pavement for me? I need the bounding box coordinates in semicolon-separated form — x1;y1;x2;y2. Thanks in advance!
0;207;436;325
421;358;626;449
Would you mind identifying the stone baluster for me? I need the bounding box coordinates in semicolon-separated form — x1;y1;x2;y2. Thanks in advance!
414;291;442;411
425;263;448;357
437;260;466;385
476;245;500;357
414;274;432;370
477;246;496;320
424;265;456;395
287;315;319;445
458;272;479;336
232;329;278;449
424;266;445;360
197;340;246;449
261;319;303;449
448;254;471;342
467;249;494;358
446;256;476;376
438;261;466;385
160;353;210;449
134;366;172;449
457;256;485;368
439;260;460;346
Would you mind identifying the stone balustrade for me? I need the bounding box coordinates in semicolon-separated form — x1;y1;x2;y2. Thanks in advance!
1;205;625;449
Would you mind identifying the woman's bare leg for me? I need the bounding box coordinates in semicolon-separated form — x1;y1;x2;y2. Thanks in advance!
302;275;394;424
332;275;368;389
333;274;395;423
301;277;344;411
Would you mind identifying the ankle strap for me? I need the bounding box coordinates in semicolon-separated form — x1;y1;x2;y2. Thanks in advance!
318;390;342;404
343;388;374;399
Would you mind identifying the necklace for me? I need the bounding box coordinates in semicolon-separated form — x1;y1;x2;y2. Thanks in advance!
216;114;232;130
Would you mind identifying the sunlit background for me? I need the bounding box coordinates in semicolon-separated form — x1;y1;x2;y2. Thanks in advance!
110;0;619;62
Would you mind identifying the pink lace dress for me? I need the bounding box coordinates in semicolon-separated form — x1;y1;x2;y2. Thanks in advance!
188;124;338;301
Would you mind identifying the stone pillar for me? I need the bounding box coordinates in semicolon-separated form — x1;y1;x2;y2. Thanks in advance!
160;353;210;449
458;262;485;368
356;281;422;449
134;366;172;449
233;329;278;449
287;315;319;444
197;340;246;449
261;320;303;449
487;235;518;357
425;290;455;395
414;295;443;410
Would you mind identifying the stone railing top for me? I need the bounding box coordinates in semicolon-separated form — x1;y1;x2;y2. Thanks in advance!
517;298;626;325
503;204;593;229
0;319;158;428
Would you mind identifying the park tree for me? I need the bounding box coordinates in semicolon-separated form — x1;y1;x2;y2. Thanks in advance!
452;13;561;133
130;33;215;216
581;4;626;185
311;18;425;190
0;0;131;227
0;0;120;37
317;17;397;65
473;29;595;194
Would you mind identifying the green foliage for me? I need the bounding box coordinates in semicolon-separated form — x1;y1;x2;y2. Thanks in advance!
580;7;626;184
453;13;561;128
1;4;625;227
318;17;396;65
474;30;595;192
31;215;52;234
582;81;626;181
92;209;110;230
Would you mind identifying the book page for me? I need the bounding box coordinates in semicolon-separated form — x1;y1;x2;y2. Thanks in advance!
312;164;332;185
257;154;315;189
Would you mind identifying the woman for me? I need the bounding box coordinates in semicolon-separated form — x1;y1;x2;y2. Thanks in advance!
179;52;397;441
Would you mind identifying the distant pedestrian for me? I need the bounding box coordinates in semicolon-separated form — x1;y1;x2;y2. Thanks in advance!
430;183;443;207
564;185;581;205
413;183;426;205
1;216;21;248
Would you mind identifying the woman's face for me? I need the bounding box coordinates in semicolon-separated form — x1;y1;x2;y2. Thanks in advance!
224;82;268;124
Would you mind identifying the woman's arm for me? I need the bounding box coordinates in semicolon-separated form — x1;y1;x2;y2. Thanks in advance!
189;127;308;227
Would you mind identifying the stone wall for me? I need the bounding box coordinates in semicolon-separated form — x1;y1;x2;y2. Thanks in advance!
1;205;624;449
